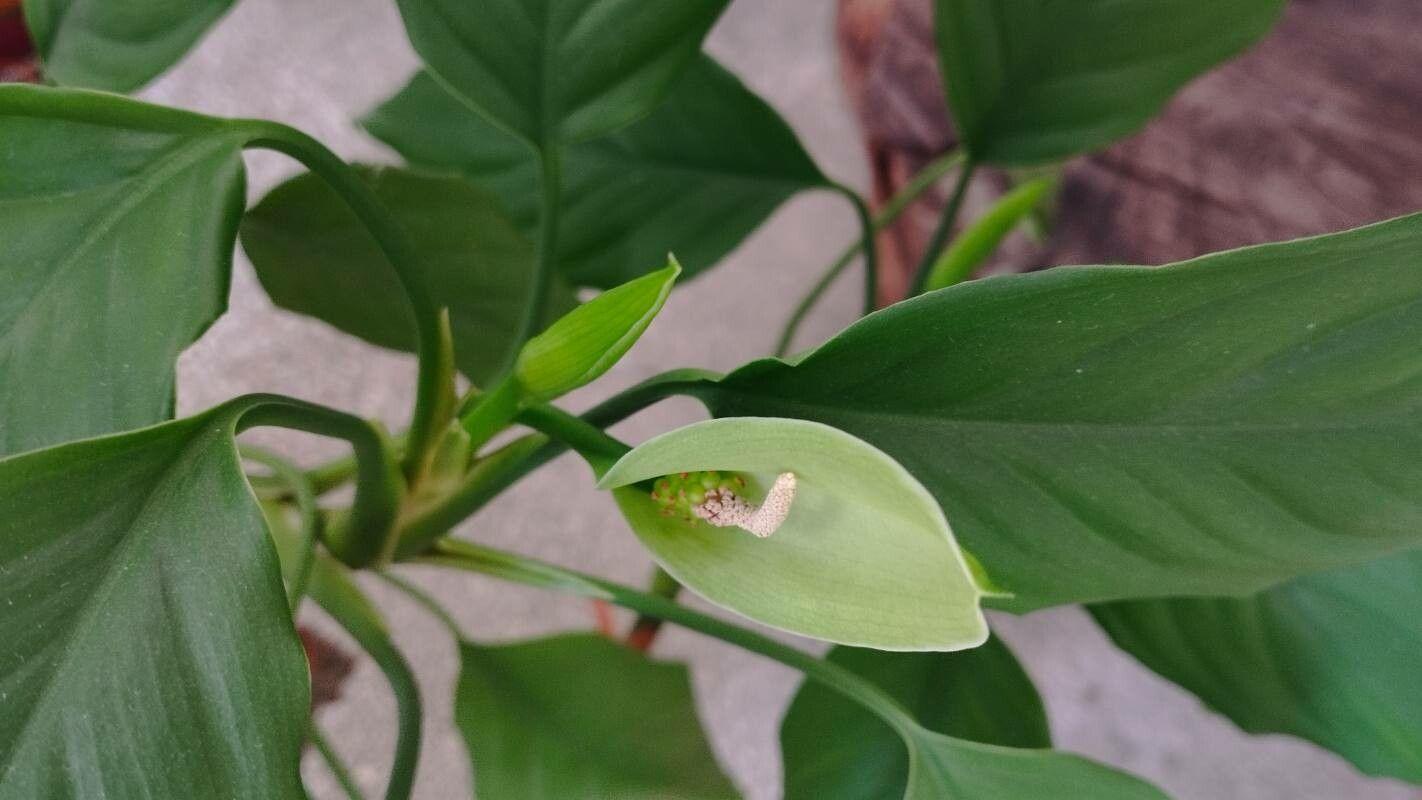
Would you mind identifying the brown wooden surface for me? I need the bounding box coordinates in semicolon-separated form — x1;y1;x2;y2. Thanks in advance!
838;0;1422;305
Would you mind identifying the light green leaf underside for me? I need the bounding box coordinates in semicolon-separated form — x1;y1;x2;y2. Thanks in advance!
241;166;575;386
0;84;246;456
600;416;985;650
393;0;728;146
0;406;307;798
1093;550;1422;784
933;0;1284;165
695;214;1422;610
455;633;738;799
517;259;679;400
23;0;236;91
782;639;1049;800
364;55;827;288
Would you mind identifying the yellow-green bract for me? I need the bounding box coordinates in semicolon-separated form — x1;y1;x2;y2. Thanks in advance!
599;416;988;651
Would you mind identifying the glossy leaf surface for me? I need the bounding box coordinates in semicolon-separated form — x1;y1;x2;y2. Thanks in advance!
454;633;737;799
23;0;235;91
0;407;307;798
782;638;1049;800
599;417;986;650
242;166;574;385
933;0;1283;165
364;56;827;288
394;0;727;145
0;85;245;455
692;214;1422;610
516;260;678;400
1093;551;1422;784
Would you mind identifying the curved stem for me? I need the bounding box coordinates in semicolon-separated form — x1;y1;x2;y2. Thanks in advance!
232;394;404;569
241;445;320;607
308;720;367;800
908;159;977;297
515;403;630;476
233;120;456;481
775;151;964;357
420;539;918;735
376;571;466;642
505;147;563;371
830;184;878;317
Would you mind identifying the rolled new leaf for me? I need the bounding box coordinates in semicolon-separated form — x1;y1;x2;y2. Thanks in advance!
516;259;680;401
598;417;987;651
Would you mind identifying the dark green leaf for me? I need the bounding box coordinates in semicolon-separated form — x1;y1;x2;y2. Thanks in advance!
782;638;1049;800
393;0;728;146
1093;551;1422;784
23;0;236;91
0;406;307;798
241;166;575;386
691;214;1422;610
454;633;738;799
901;729;1167;800
364;56;827;288
0;85;246;455
933;0;1283;165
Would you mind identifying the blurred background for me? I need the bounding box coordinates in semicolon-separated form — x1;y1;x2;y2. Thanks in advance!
5;0;1420;797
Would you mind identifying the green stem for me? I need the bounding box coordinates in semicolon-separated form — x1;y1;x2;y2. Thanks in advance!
829;184;878;317
775;150;964;357
308;720;367;800
626;566;681;650
395;370;715;558
234;395;404;569
458;376;521;451
516;403;630;476
908;159;977;297
240;445;320;608
234;120;456;481
505;147;563;370
421;540;918;735
376;571;466;641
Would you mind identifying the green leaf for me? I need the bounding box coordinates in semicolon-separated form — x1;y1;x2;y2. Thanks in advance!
516;259;679;400
393;0;728;146
598;417;986;650
22;0;235;91
782;638;1049;800
241;166;574;386
1092;550;1422;784
0;85;246;456
454;633;738;799
933;0;1283;165
364;55;827;288
0;405;307;798
923;176;1054;292
689;213;1422;610
901;729;1167;800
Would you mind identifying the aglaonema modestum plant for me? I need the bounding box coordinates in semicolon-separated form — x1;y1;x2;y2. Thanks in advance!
3;0;1420;798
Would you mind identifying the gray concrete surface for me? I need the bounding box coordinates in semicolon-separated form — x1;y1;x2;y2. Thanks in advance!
144;1;1419;798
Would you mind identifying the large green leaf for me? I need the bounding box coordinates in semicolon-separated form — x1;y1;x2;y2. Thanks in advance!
599;417;986;650
689;214;1422;610
0;85;246;456
394;0;728;146
933;0;1283;165
364;55;827;288
454;633;738;799
782;638;1049;800
0;403;308;798
1092;551;1422;784
241;166;573;385
23;0;236;91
